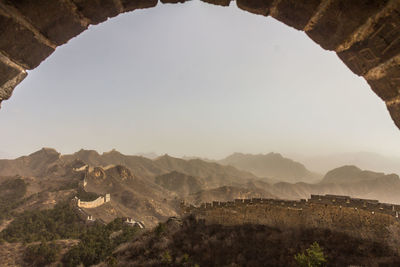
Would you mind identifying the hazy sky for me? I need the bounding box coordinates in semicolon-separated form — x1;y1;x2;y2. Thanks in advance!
1;1;400;159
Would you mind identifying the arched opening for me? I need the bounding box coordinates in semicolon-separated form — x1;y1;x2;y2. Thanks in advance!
0;0;399;130
1;1;399;160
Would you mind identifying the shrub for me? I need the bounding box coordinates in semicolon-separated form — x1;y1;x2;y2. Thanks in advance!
155;223;167;237
24;241;60;267
0;201;86;242
0;178;27;222
62;218;140;267
294;242;327;267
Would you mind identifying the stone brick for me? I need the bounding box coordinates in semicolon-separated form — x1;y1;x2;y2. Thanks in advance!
72;0;120;25
201;0;231;6
0;13;54;69
307;0;389;51
338;10;400;75
236;0;274;16
0;59;23;88
0;65;26;104
272;0;321;30
387;102;400;129
8;0;87;45
366;63;400;101
121;0;158;12
161;0;187;3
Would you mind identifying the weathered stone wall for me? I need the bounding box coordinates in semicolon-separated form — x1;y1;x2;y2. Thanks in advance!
182;194;400;245
0;0;399;129
77;195;106;208
77;193;111;208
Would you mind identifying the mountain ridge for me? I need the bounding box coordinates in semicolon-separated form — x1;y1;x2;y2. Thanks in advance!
219;152;321;183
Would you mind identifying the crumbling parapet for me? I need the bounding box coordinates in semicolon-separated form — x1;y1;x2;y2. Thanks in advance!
183;194;400;246
76;193;111;209
184;194;400;223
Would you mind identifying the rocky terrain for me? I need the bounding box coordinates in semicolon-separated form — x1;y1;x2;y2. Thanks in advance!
0;148;262;227
98;216;400;267
2;148;400;227
2;148;400;266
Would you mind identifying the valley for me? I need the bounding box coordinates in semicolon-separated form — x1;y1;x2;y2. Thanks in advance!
2;148;400;227
2;148;400;266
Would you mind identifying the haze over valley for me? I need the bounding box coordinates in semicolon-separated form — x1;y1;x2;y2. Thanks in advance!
2;148;400;228
2;147;400;265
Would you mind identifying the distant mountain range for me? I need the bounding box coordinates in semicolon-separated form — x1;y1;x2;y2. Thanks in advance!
265;165;400;204
219;152;321;183
0;148;260;226
299;152;400;175
2;148;400;227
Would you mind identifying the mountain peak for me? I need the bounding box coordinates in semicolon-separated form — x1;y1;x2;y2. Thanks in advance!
156;154;178;161
102;149;123;156
220;152;320;183
76;149;100;155
29;147;60;158
321;165;387;184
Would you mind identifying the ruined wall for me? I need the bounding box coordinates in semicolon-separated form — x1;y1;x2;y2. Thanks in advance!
77;193;111;209
77;196;106;208
183;195;400;244
0;0;399;129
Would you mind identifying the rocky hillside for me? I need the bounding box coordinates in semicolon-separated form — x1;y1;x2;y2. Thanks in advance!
99;216;400;267
0;148;262;228
155;171;204;197
154;154;257;187
0;148;64;177
3;149;400;266
83;165;178;227
3;148;400;227
62;149;165;179
219;152;321;183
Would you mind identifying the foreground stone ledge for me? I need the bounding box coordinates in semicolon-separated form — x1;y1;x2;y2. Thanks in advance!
236;0;274;16
9;0;88;46
120;0;158;12
0;71;27;105
161;0;188;3
337;9;400;76
366;61;400;101
387;101;400;129
0;57;23;88
306;0;389;51
72;0;121;25
0;10;54;69
271;0;321;30
201;0;231;6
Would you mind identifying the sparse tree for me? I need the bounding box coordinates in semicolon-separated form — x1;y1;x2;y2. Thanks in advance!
294;242;327;267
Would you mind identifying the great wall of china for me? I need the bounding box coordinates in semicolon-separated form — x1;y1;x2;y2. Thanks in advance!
181;194;400;247
76;193;111;209
71;166;112;224
71;162;400;245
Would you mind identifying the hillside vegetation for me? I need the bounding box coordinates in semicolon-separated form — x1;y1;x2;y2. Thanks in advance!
0;201;142;267
0;177;27;222
3;148;400;228
104;216;400;267
2;149;400;266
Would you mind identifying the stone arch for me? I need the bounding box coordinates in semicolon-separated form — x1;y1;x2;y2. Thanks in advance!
0;0;399;128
